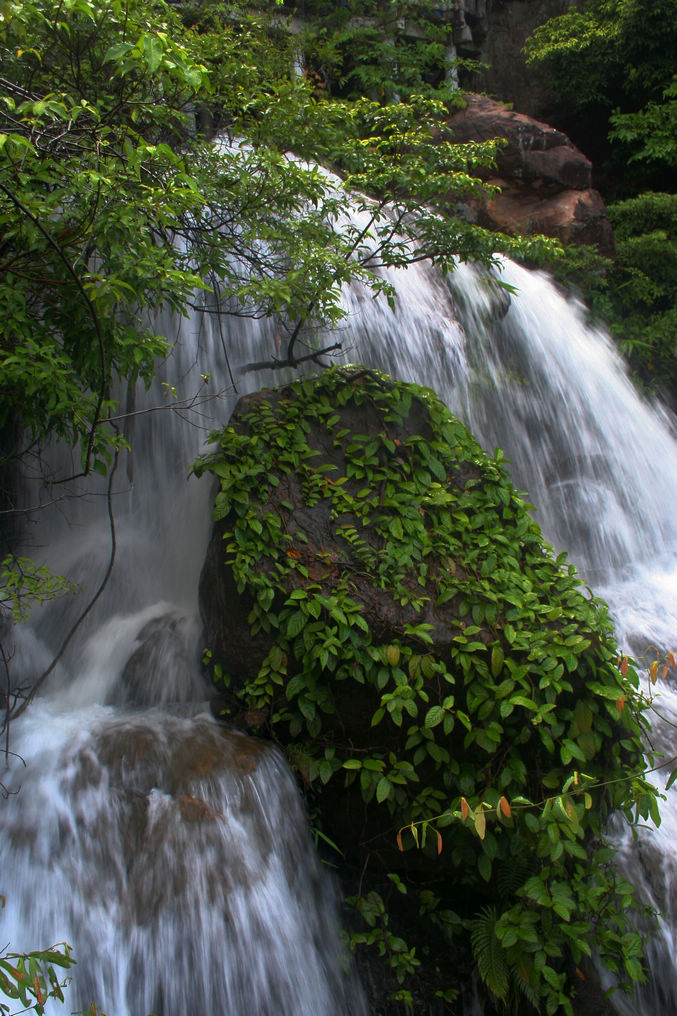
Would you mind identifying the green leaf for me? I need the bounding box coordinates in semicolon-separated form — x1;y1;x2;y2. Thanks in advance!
477;852;492;882
376;776;392;803
285;610;306;638
424;705;445;728
491;645;504;678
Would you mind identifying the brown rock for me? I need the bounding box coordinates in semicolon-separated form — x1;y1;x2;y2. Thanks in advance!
448;94;591;188
477;183;615;253
446;93;614;255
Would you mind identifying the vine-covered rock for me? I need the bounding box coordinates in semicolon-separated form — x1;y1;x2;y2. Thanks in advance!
195;367;657;1015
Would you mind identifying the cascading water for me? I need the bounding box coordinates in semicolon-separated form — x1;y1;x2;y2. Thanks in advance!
343;256;677;1014
2;247;677;1014
1;305;366;1015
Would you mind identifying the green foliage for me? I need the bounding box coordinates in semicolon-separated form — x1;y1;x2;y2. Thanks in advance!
347;888;421;1007
0;942;73;1016
547;194;677;381
196;366;658;1014
0;0;539;483
525;0;677;389
606;193;677;368
610;78;677;170
0;555;76;623
295;0;466;105
471;906;510;1003
524;0;677;114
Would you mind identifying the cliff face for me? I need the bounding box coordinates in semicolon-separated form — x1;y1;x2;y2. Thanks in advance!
468;0;575;120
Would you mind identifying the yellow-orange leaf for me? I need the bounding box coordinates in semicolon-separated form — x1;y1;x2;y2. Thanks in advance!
649;660;659;684
662;664;669;681
436;829;443;855
620;656;628;677
668;651;676;670
499;795;511;818
461;797;469;821
386;644;400;667
396;829;403;852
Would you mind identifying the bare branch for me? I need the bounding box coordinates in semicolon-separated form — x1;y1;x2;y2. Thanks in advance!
241;341;342;374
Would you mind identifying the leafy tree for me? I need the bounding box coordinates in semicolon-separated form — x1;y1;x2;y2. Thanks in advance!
604;193;677;377
291;0;465;104
610;77;677;170
0;0;536;486
524;0;677;113
0;0;560;747
524;0;677;194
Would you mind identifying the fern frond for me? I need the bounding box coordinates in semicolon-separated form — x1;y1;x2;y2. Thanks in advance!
496;856;531;901
471;905;510;1002
512;966;539;1011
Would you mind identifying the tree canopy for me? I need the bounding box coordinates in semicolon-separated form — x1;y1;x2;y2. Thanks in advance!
0;0;528;490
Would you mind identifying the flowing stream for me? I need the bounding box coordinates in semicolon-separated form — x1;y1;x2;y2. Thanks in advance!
2;252;677;1014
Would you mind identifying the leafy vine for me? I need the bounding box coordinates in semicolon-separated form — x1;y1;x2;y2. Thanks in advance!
195;366;659;1014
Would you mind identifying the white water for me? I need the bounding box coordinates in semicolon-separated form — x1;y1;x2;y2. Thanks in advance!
2;253;677;1013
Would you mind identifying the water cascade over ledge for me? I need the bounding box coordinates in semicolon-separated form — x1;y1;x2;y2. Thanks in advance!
2;254;677;1014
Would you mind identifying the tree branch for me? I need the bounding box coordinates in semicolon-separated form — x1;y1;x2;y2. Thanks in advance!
240;341;343;374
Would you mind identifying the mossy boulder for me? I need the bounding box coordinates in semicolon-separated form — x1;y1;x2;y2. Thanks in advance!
195;366;655;1014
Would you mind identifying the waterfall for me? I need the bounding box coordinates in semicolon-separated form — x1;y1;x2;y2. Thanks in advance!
3;249;677;1014
1;308;366;1015
343;256;677;1014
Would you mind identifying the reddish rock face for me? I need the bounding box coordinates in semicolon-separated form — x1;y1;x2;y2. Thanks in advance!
481;184;614;250
447;93;615;256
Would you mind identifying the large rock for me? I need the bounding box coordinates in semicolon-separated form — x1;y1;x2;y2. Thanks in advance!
196;367;640;845
447;93;615;255
195;366;650;1014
